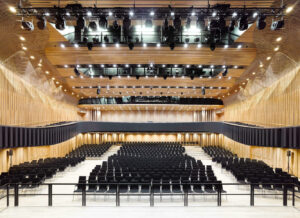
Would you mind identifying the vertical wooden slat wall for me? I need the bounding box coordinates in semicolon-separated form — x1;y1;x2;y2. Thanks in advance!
222;66;300;127
0;63;81;126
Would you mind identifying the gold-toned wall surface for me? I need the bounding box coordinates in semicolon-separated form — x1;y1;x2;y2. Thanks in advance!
221;137;300;178
222;0;300;127
0;134;84;173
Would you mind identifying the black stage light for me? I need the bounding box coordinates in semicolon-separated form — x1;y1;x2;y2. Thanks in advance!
196;16;205;30
99;16;108;29
97;88;101;95
77;16;85;29
88;21;97;31
222;68;228;76
163;75;167;80
202;88;205;95
239;15;248;31
186;17;191;29
87;42;93;50
74;68;80;76
37;17;46;30
210;42;216;51
271;19;284;30
109;75;112;80
229;19;236;31
173;16;181;30
136;75;140;80
256;15;266;30
190;75;194;80
22;20;34;31
169;42;175;50
56;15;66;30
113;20;119;29
128;42;134;50
145;19;152;28
123;16;131;30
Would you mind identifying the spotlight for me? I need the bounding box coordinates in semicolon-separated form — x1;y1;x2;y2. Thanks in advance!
163;75;167;80
109;75;112;80
185;17;191;29
229;19;236;31
196;16;205;30
112;20;119;29
202;88;205;95
222;68;228;76
88;21;97;31
97;88;101;95
256;15;266;30
173;16;181;30
239;15;248;31
99;16;108;29
136;75;140;80
145;19;152;28
21;20;34;31
128;42;134;50
37;17;47;30
74;68;80;76
55;15;65;30
169;42;175;50
87;42;93;50
271;19;284;31
210;42;216;51
190;75;194;80
123;16;131;30
77;16;85;29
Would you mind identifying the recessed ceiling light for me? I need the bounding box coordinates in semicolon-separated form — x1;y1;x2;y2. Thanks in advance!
74;44;79;48
143;43;147;47
252;72;256;75
66;12;70;16
101;64;104;67
266;56;271;60
197;44;202;48
125;64;129;68
156;43;161;47
198;65;202;68
64;65;68;68
274;46;279;51
113;64;117;67
102;43;106;47
108;11;113;16
52;77;55;80
286;6;294;13
22;46;27;51
38;63;42;67
19;36;25;41
228;76;232;80
30;56;35;60
9;6;16;13
137;64;141;67
237;44;242;49
224;45;228;49
259;64;263;68
60;44;65;48
80;75;83;79
87;11;92;16
174;64;178;67
184;44;188;48
171;12;175;16
212;11;217;17
129;11;134;16
276;37;282;42
70;75;74;79
115;43;120;48
234;65;238;69
45;71;49;74
150;11;155;16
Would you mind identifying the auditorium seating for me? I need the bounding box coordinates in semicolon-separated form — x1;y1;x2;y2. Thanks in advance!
76;142;225;195
203;146;300;192
0;157;84;189
67;143;112;157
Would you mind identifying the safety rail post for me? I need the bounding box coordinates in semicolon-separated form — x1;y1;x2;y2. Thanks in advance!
116;184;120;207
292;184;295;206
48;184;53;206
184;189;188;207
82;184;86;206
150;185;154;207
14;184;19;206
250;184;254;206
283;184;287;206
217;185;222;206
6;184;9;207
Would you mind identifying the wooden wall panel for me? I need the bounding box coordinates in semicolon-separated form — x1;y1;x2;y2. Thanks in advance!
222;136;300;178
0;135;84;173
0;63;82;126
222;66;300;127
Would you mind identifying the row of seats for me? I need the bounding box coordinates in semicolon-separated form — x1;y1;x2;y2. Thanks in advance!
0;157;84;188
76;143;225;194
67;143;112;157
203;145;300;192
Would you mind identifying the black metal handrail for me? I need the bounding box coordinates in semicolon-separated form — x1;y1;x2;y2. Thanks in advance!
1;182;299;208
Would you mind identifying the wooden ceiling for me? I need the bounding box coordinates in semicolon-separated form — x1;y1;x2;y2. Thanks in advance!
24;0;271;102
